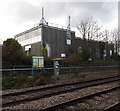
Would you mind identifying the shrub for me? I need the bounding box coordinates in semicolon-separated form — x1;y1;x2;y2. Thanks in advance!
65;53;82;66
2;75;33;90
34;77;46;86
33;71;53;86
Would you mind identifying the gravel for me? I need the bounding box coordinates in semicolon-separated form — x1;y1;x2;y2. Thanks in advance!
3;81;119;110
64;88;119;110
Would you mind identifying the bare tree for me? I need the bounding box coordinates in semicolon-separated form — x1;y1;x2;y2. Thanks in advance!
77;17;105;60
111;28;119;55
77;17;103;41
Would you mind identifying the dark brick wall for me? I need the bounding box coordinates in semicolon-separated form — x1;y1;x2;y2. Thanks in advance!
71;37;114;60
18;25;114;60
23;42;42;56
42;25;75;57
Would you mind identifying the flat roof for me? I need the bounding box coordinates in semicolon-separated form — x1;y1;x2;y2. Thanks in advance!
14;25;42;38
14;24;75;38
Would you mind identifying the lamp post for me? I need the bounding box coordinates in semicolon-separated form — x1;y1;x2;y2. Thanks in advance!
89;58;92;68
61;54;66;74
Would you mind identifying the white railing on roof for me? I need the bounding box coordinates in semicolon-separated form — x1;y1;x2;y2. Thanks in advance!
34;22;67;30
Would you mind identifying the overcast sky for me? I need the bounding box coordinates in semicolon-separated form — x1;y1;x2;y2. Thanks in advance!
0;0;118;42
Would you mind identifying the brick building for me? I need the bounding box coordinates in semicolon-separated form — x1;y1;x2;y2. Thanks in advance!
15;23;75;57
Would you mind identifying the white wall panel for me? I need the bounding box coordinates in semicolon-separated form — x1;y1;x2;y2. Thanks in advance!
16;28;41;46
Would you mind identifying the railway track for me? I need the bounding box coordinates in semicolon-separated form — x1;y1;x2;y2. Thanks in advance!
3;84;119;110
2;75;120;108
39;86;120;111
2;75;119;97
103;102;120;111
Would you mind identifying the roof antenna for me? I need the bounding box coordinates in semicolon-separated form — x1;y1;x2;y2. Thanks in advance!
39;7;48;26
67;16;71;30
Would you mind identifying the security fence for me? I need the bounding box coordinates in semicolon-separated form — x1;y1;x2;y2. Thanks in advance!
1;65;119;77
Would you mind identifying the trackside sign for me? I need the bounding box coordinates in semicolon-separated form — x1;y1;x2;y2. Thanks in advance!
32;56;44;68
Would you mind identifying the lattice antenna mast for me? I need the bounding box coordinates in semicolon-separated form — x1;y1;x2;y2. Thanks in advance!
42;7;44;20
67;16;71;31
66;16;71;45
39;7;48;25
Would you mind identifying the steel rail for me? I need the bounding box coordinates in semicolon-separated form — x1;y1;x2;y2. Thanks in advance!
39;86;120;111
2;76;120;107
103;102;120;111
2;75;119;97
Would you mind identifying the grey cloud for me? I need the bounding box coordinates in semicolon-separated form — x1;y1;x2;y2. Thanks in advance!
44;2;117;27
9;1;42;24
8;2;117;27
64;2;117;24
